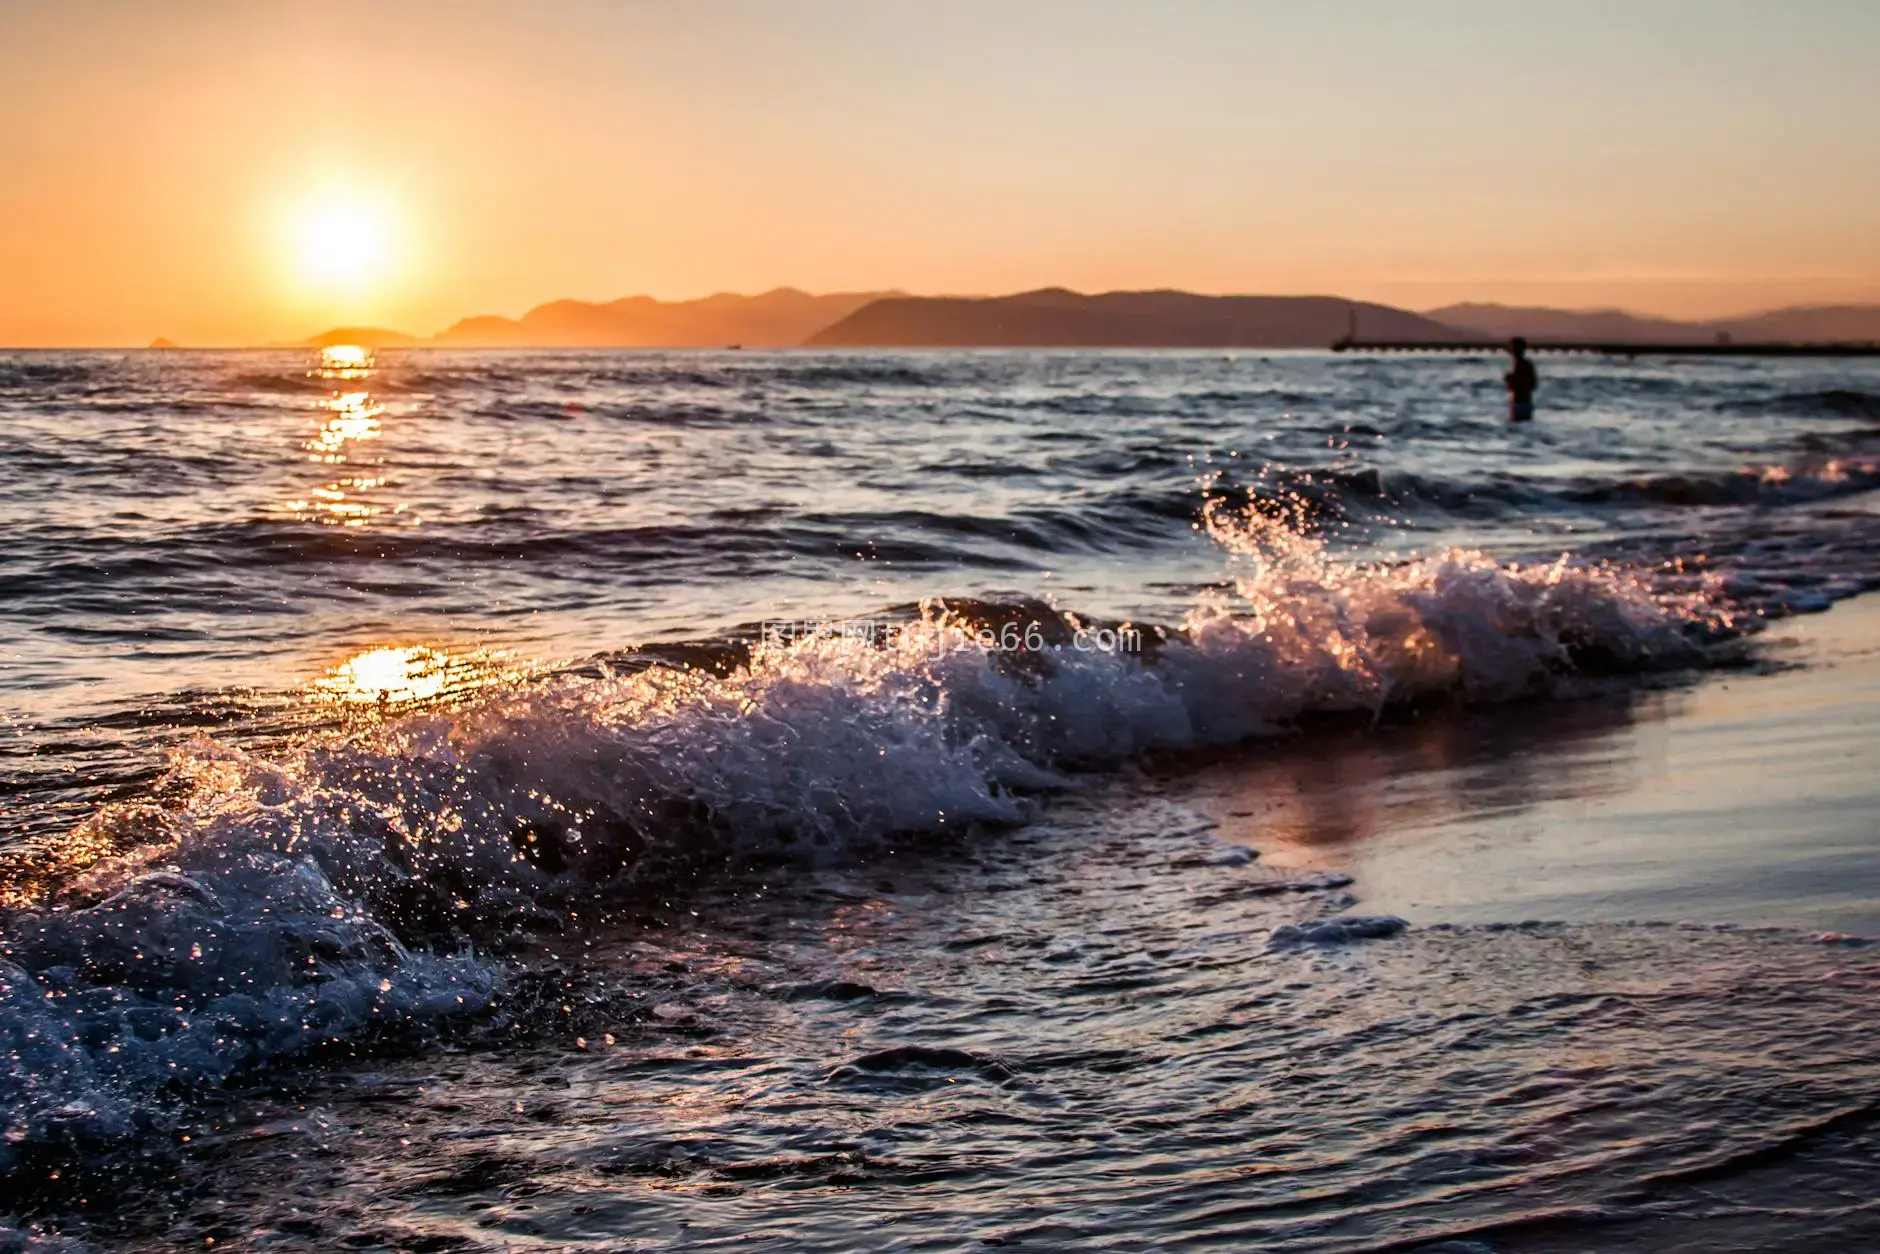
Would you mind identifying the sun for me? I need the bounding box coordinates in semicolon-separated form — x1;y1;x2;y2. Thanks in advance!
292;195;395;292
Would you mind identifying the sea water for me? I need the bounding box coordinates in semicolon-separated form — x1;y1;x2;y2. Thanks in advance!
3;347;1880;1250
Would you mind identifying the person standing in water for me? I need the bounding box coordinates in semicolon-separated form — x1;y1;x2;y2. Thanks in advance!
1504;336;1537;422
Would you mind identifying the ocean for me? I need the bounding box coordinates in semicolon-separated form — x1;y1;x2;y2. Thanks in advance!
4;345;1880;1250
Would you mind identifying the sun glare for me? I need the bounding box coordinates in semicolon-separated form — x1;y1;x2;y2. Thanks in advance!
310;645;520;708
292;196;395;292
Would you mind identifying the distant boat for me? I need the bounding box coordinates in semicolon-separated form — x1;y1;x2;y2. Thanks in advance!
726;343;743;351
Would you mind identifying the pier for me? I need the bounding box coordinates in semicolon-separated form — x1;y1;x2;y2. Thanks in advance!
1331;338;1880;357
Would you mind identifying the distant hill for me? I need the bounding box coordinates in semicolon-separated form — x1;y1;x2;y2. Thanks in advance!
1713;305;1880;343
1425;301;1880;344
298;326;425;349
433;288;895;348
807;289;1467;348
1425;303;1716;343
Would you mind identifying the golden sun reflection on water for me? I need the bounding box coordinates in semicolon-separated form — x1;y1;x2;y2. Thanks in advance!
283;346;412;527
319;344;374;373
310;644;522;708
308;391;383;460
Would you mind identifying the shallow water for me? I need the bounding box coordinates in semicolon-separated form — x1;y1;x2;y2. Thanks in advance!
1203;597;1880;935
4;346;1880;1250
21;789;1880;1251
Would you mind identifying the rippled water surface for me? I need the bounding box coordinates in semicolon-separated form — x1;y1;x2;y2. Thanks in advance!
4;347;1880;1250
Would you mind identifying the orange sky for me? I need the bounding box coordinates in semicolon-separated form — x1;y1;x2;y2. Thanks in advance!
2;0;1877;346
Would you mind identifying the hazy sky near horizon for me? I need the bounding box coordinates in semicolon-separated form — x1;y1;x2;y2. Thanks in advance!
2;0;1877;345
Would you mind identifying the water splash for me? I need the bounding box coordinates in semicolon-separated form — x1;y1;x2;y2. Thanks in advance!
0;506;1761;1178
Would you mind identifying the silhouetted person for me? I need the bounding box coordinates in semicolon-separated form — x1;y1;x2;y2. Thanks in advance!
1504;337;1537;422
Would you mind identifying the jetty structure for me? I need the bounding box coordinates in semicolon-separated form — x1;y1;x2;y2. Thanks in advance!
1332;337;1880;357
1331;311;1879;357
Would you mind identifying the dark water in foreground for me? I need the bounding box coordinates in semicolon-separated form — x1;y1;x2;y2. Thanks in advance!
4;347;1880;1250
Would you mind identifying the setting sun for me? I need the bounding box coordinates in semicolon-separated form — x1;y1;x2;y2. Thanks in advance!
291;195;395;293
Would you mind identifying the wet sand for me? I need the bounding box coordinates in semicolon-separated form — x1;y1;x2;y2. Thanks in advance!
1186;594;1880;935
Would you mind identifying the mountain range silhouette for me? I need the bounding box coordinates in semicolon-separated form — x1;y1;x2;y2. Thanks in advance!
268;289;1880;351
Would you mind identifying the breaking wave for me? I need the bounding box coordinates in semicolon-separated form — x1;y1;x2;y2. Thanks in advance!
1565;458;1880;508
0;508;1752;1174
1217;448;1880;526
0;359;100;393
224;370;340;396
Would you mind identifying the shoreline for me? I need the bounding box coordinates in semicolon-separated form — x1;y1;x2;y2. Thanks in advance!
1182;592;1880;934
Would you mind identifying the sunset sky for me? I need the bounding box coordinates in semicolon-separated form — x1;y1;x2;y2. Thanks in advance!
2;0;1876;346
